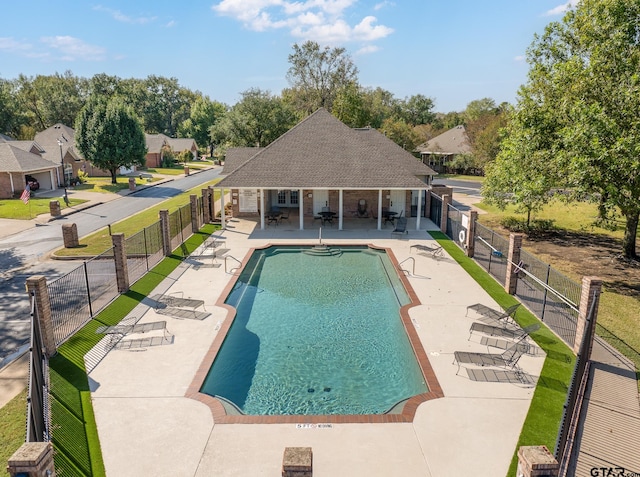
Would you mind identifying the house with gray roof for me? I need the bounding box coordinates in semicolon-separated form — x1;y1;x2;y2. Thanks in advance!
144;134;198;168
221;147;264;175
0;143;58;198
416;125;471;173
215;108;436;230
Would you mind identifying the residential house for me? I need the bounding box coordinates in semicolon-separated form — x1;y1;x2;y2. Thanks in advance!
221;147;263;175
144;134;198;168
34;123;113;181
215;108;436;230
0;140;59;198
415;125;472;173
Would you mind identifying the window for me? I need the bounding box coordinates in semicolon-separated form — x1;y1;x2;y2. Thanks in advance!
277;191;286;204
290;190;299;205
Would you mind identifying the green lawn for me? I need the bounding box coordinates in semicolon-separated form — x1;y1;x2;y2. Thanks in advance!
53;178;223;257
73;176;153;194
0;197;85;220
434;173;485;183
0;389;27;476
143;167;185;176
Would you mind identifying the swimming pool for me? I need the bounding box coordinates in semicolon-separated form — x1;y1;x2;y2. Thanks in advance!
199;245;430;416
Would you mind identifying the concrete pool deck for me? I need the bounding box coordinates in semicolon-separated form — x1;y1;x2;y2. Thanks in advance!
88;217;546;476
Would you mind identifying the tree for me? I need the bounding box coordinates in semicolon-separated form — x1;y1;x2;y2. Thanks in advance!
210;88;296;148
398;94;436;126
332;82;371;128
75;97;147;183
502;0;640;258
465;105;508;169
380;117;421;152
463;97;498;122
178;96;227;155
286;41;359;114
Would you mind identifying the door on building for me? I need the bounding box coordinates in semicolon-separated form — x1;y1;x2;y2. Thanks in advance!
389;190;405;215
313;190;329;214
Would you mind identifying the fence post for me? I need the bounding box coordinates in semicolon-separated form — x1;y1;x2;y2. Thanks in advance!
425;192;432;219
440;194;451;233
111;233;130;293
190;194;199;233
504;233;524;295
160;209;171;256
25;276;57;357
202;188;211;223
574;276;602;355
208;186;216;222
517;446;559;477
7;442;56;477
465;210;477;258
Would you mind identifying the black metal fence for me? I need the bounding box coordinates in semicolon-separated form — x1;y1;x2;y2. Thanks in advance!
25;292;50;443
125;221;165;285
430;193;442;227
473;222;509;286
516;249;580;346
445;203;466;249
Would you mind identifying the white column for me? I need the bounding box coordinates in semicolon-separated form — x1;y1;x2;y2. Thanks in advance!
338;189;343;230
220;188;225;226
299;189;304;230
416;189;422;230
377;190;383;230
260;189;265;230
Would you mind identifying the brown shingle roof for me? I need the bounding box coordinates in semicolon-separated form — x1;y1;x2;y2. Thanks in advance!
222;147;264;174
417;125;471;155
0;143;58;173
218;109;435;189
145;133;168;154
34;123;83;164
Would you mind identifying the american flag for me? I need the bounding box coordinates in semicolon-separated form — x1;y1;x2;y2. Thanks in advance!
20;184;30;204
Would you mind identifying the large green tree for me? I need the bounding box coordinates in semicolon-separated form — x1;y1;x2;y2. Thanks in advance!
178;96;227;155
75;97;147;183
210;88;296;148
496;0;640;258
286;41;359;114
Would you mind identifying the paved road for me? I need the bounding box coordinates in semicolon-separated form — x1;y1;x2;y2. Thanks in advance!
0;168;222;364
433;178;482;197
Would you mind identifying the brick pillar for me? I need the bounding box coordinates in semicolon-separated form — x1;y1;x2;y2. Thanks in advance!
7;442;56;477
62;223;79;248
282;447;312;477
159;209;172;256
111;233;129;293
517;446;558;477
466;210;477;258
425;192;431;219
128;177;136;191
202;188;211;223
184;165;189;176
25;276;56;357
209;186;217;221
440;194;451;233
574;276;602;355
190;194;199;233
49;200;61;217
505;233;524;295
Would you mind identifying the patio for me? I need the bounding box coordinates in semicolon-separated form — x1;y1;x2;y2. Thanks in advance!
88;217;545;476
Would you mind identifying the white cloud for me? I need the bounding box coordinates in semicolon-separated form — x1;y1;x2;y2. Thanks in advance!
374;1;395;11
0;37;32;52
355;44;379;55
544;0;580;16
212;0;393;45
40;36;107;61
514;55;525;62
93;5;157;24
166;20;176;28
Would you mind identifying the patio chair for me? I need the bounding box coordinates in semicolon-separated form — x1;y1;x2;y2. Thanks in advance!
410;243;443;258
465;303;520;326
469;322;540;342
453;337;530;375
357;199;368;217
391;216;408;236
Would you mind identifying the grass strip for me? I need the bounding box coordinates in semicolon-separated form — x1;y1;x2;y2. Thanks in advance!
49;224;215;476
0;389;27;476
430;231;575;476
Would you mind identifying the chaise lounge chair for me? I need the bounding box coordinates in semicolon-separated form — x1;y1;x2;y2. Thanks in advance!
453;337;530;375
465;303;520;326
391;217;408;236
469;322;540;341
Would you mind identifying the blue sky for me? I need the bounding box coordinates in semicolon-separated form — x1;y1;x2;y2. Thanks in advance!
0;0;578;113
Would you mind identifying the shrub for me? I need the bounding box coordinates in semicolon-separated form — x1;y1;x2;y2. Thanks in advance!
500;216;556;236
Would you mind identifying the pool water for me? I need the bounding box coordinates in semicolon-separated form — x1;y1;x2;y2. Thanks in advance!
200;246;428;415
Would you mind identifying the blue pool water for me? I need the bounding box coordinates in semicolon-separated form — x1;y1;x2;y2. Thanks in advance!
200;246;428;415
